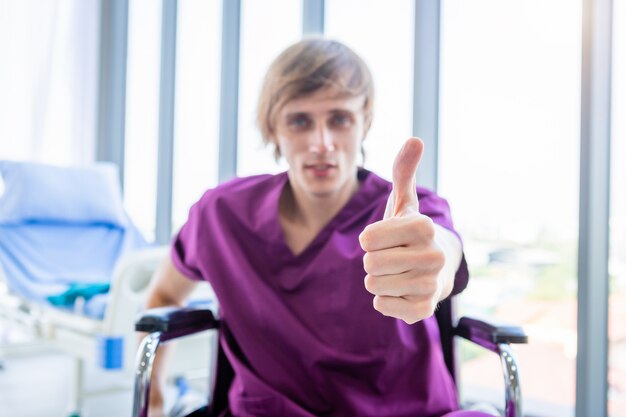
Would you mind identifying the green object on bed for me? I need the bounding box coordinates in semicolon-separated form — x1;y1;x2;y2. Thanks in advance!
47;283;111;306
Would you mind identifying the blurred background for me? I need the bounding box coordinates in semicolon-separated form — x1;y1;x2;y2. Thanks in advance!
0;0;624;416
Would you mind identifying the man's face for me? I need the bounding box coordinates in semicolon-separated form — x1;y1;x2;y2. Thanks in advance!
273;88;367;201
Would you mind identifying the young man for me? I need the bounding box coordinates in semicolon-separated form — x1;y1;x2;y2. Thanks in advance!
145;38;491;417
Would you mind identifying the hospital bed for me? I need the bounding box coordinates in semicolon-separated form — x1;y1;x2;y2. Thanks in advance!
0;160;214;417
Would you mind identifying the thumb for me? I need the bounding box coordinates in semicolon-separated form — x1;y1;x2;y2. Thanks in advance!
385;137;424;218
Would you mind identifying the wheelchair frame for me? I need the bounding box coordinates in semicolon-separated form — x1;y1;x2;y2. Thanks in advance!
132;298;527;417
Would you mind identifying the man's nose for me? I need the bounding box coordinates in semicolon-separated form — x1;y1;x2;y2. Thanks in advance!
309;126;335;154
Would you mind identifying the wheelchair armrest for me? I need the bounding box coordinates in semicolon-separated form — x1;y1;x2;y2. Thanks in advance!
455;316;528;352
455;316;528;417
135;306;219;342
133;307;218;417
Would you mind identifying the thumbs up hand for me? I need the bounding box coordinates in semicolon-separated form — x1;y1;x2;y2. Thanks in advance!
359;138;453;324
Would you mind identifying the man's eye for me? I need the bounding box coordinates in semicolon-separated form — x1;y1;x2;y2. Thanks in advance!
287;116;310;128
331;114;351;127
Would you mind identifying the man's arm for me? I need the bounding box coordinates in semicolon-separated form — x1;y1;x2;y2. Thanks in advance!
142;256;198;417
145;256;198;309
433;224;463;303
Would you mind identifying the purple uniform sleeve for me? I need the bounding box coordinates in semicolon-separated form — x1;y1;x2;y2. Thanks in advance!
417;187;469;297
170;196;206;282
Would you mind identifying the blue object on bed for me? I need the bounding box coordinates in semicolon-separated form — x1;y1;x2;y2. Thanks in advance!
0;160;148;319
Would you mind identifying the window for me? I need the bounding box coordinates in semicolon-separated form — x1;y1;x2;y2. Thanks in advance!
124;0;162;241
439;1;582;415
326;0;414;180
171;0;222;231
236;0;301;177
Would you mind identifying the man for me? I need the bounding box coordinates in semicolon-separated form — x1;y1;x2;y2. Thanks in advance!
146;38;490;417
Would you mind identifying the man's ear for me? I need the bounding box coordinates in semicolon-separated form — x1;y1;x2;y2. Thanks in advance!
268;134;281;162
363;117;372;138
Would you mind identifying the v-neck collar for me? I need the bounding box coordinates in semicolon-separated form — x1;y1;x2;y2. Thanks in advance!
261;168;390;264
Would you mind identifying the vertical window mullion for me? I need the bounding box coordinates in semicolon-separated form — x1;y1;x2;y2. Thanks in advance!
218;0;241;184
412;0;440;192
154;0;177;244
576;0;613;415
97;0;129;185
303;0;324;35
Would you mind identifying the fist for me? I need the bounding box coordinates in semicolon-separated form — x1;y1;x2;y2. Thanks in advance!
359;138;447;324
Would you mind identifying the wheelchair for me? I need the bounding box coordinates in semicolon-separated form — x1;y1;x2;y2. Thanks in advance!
132;298;527;417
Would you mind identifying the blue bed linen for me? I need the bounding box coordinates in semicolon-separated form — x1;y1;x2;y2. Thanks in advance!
0;221;147;306
0;160;150;320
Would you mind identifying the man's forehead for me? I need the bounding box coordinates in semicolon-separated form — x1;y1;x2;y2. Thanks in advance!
281;90;366;115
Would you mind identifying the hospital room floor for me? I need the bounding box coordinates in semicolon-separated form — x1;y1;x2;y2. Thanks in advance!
0;351;132;417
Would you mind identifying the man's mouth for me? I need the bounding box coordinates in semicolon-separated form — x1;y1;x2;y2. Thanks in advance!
305;163;337;176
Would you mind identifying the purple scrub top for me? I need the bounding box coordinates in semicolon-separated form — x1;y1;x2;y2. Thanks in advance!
172;169;478;417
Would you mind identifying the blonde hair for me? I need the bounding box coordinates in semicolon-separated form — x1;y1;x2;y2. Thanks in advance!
257;37;374;160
